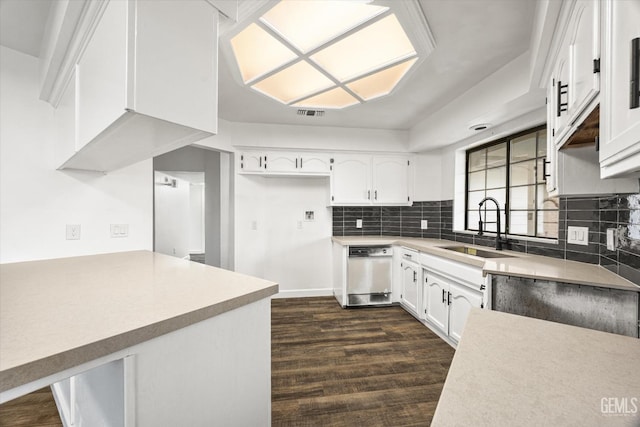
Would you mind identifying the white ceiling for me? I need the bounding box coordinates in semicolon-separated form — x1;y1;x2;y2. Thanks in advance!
0;0;537;132
0;0;51;57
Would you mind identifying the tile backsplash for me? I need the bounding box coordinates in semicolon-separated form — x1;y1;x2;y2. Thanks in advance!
332;193;640;285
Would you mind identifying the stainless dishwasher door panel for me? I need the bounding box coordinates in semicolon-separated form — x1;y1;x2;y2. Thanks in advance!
347;253;392;295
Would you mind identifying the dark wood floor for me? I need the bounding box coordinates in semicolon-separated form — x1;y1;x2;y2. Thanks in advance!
0;297;455;426
0;387;62;427
271;297;455;426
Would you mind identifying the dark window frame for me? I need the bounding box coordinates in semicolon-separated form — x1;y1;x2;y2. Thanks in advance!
464;125;558;239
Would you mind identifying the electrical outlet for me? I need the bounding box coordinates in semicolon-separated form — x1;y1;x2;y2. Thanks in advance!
421;220;428;229
567;226;589;245
356;219;363;229
66;224;81;240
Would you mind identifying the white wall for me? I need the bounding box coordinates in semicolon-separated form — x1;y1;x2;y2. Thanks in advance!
0;46;152;263
235;175;332;297
154;172;192;259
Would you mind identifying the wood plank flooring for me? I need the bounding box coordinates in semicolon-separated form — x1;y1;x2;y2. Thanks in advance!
0;296;455;426
271;297;455;426
0;387;62;427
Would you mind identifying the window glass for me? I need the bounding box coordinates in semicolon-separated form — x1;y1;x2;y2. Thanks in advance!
510;186;535;210
486;166;506;189
468;170;485;191
510;160;536;186
465;126;557;239
486;143;506;168
510;134;536;162
468;149;485;172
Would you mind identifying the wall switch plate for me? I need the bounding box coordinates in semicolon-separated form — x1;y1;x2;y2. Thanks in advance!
356;219;363;229
567;226;589;245
606;228;618;251
421;220;428;229
110;224;129;238
66;224;81;240
251;220;257;230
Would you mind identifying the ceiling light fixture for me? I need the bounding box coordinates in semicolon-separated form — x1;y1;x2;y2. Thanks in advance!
228;0;432;110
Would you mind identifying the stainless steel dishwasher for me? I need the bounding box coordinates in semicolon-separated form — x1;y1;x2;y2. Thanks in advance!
346;246;392;307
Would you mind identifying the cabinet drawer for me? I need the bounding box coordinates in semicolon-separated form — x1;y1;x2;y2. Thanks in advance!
400;247;419;262
419;252;483;291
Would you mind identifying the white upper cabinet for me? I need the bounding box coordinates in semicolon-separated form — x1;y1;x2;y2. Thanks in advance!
372;156;412;204
548;0;600;148
238;150;331;176
566;0;600;125
599;0;640;177
330;154;412;206
330;155;372;205
45;0;219;172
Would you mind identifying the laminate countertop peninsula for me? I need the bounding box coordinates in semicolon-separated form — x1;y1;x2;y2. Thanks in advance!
331;236;639;292
432;309;640;426
0;251;278;396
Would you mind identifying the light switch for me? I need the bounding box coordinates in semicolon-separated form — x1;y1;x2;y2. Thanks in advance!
110;224;129;238
356;219;363;229
421;220;428;230
567;226;589;246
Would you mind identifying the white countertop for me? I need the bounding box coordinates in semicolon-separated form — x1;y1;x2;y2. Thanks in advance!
331;236;639;292
432;309;640;426
0;251;278;392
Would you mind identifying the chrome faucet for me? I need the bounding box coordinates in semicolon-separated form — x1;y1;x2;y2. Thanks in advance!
478;197;508;250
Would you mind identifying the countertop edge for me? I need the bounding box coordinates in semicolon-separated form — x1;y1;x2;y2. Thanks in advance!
331;236;639;292
0;284;278;393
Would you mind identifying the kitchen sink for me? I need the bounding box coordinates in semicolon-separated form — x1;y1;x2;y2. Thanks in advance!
440;246;516;259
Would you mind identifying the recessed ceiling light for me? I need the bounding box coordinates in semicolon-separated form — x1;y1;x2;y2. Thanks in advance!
469;123;492;131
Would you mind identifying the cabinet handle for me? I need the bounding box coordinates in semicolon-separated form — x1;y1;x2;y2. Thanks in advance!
442;289;446;303
631;38;640;109
300;158;303;168
264;156;267;169
447;291;452;306
375;190;378;200
368;190;371;200
543;158;551;181
413;271;417;283
556;80;568;117
259;157;262;168
296;158;298;168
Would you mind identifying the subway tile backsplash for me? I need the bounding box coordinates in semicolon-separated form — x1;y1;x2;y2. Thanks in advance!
332;193;640;285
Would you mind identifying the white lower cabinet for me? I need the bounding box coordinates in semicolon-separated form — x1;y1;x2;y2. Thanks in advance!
401;259;420;315
422;269;483;344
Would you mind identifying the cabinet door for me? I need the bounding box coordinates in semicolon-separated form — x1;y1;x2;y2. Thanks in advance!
545;81;558;194
424;271;449;333
371;156;410;205
239;152;266;173
600;0;640;177
566;0;600;124
299;153;331;174
448;282;482;343
330;155;371;205
76;0;127;149
401;261;419;314
265;152;298;174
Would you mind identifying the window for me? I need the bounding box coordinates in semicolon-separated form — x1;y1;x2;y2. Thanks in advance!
465;126;559;239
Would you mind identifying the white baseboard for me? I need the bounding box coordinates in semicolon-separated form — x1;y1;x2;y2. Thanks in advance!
272;288;334;299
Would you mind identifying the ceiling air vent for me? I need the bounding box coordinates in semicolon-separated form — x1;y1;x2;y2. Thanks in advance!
297;109;325;117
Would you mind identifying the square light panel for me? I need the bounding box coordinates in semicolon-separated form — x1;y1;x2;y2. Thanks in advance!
251;60;335;104
260;0;388;53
